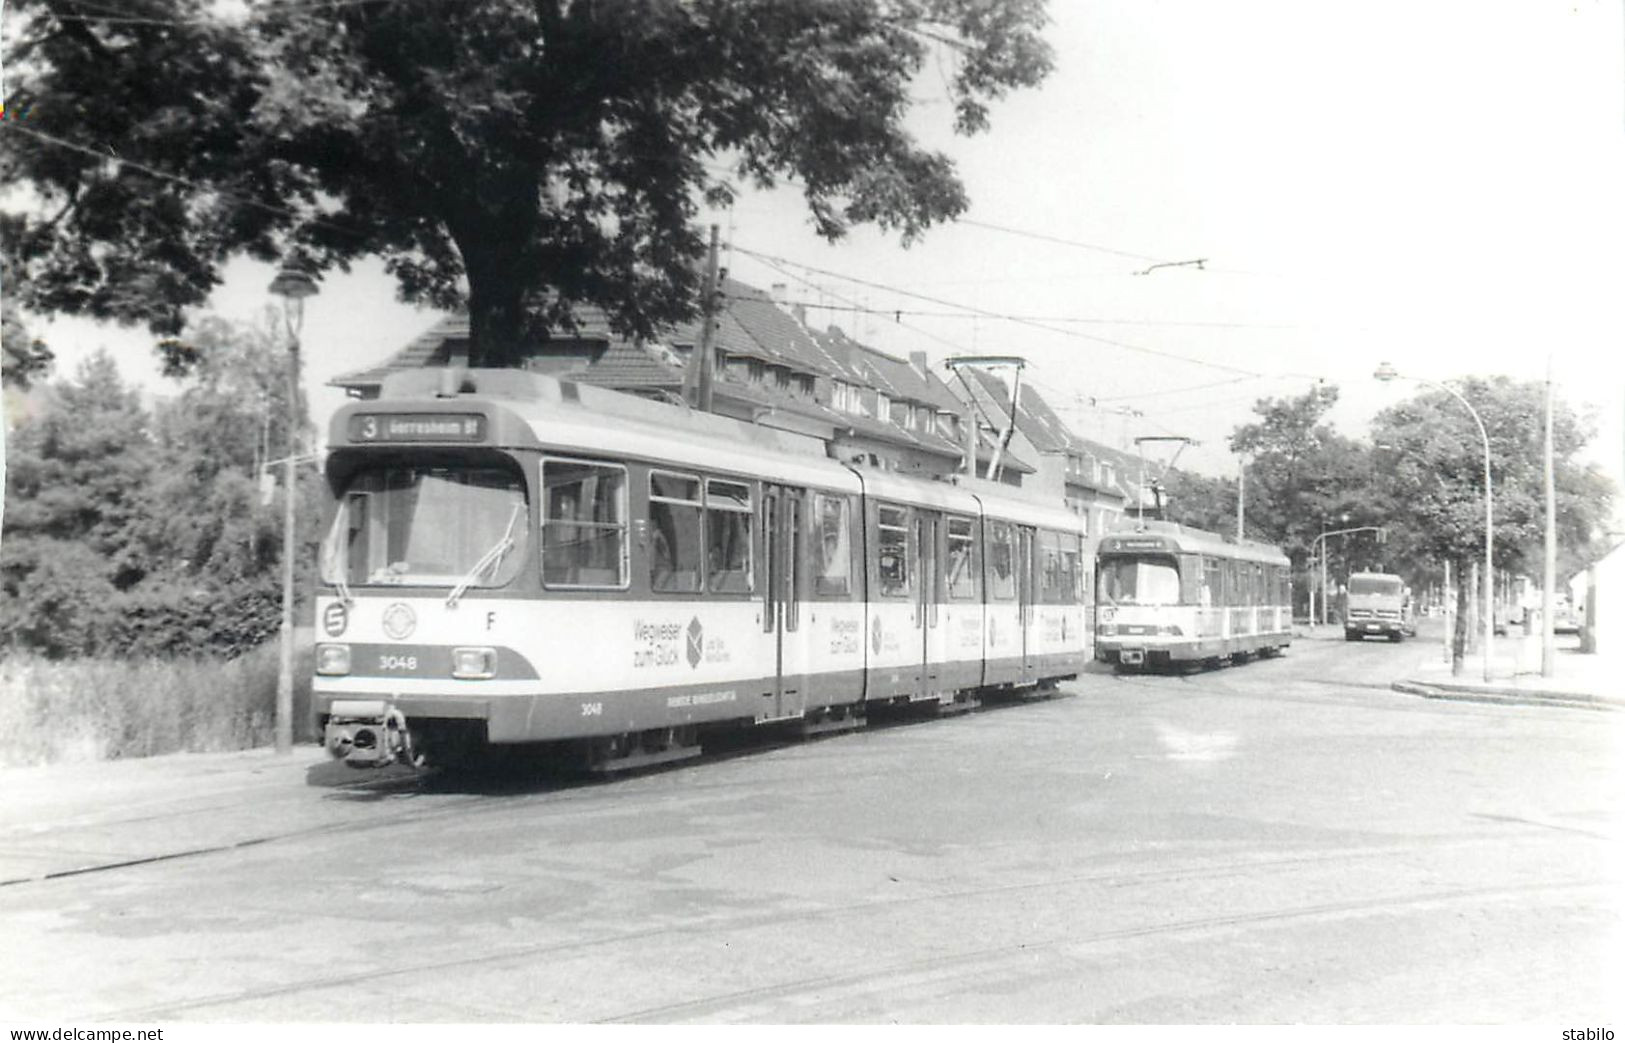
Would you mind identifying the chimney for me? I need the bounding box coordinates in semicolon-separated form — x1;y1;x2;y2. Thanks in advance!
909;351;929;377
770;283;788;304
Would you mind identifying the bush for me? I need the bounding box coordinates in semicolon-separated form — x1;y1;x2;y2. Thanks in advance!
0;637;315;768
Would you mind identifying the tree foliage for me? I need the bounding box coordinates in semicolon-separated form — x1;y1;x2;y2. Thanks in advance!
2;0;1053;368
2;299;54;389
1370;377;1613;583
0;324;322;659
1226;385;1372;610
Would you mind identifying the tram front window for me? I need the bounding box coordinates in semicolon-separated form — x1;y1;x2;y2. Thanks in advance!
1098;554;1182;606
323;463;529;588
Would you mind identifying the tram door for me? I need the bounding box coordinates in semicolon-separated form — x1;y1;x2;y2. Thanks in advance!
1017;526;1036;685
917;512;944;698
760;485;807;721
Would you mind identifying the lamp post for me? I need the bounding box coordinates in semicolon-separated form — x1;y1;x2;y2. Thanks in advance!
1375;362;1493;682
1317;512;1348;625
269;265;319;755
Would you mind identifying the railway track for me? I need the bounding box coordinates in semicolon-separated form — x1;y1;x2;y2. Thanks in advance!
79;828;1609;1021
0;694;1062;889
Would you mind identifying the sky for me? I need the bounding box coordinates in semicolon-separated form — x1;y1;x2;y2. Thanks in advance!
20;0;1625;496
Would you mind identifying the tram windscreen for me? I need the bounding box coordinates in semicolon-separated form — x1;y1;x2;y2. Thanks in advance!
1097;554;1182;606
322;463;529;588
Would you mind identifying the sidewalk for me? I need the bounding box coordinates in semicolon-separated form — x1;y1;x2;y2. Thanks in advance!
1391;627;1623;711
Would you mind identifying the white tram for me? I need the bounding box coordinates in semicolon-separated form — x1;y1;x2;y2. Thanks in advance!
1094;521;1292;671
313;368;1087;770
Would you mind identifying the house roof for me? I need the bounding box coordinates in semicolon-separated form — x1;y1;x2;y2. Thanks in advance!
327;278;1087;475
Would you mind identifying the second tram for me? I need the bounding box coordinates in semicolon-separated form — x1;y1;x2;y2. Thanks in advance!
1094;521;1292;671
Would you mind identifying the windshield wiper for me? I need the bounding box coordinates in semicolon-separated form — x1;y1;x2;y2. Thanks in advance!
446;502;525;608
322;514;355;607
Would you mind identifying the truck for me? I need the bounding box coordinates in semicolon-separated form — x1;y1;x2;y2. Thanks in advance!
1344;571;1415;642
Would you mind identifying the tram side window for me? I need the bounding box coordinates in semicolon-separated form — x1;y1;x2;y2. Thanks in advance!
1061;537;1082;602
1201;557;1221;608
876;504;911;597
706;479;753;593
987;521;1016;601
813;492;852;596
946;517;978;600
542;460;627;588
1040;531;1074;601
648;471;703;593
1039;532;1060;598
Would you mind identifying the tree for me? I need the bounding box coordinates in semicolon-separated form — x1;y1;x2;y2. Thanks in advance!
1158;467;1238;536
0;322;320;658
1228;384;1371;614
0;351;157;654
2;0;1053;369
2;299;54;389
1370;376;1614;672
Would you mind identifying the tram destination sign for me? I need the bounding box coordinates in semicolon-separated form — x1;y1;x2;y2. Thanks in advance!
349;413;487;443
1107;537;1171;551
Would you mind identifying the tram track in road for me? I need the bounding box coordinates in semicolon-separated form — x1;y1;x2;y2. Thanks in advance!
83;830;1602;1021
599;877;1608;1023
0;693;1074;890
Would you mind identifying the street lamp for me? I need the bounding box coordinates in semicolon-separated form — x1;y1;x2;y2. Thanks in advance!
1374;361;1493;682
269;264;319;755
1317;512;1349;626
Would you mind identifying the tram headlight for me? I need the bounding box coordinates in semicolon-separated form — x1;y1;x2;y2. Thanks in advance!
452;646;497;679
1160;625;1184;637
316;644;351;676
1098;623;1117;636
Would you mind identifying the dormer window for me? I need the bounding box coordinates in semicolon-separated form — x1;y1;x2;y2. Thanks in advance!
876;392;891;422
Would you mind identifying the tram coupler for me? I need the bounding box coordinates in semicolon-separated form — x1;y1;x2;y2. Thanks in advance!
324;700;423;769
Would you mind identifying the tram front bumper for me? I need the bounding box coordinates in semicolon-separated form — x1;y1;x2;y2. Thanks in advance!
324;699;420;769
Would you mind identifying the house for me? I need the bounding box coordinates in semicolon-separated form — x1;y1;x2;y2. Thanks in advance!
332;277;1030;485
950;367;1135;542
1572;539;1625;654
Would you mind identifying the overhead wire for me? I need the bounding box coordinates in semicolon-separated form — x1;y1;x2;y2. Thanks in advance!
731;243;1267;379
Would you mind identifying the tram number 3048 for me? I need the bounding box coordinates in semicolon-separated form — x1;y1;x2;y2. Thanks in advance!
378;655;418;671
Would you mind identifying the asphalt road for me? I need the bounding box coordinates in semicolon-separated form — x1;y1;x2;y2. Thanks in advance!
2;626;1620;1024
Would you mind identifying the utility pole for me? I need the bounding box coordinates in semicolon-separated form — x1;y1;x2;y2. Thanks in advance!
682;225;722;412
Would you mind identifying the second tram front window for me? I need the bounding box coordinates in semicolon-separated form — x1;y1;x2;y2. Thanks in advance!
323;462;529;588
1098;554;1182;606
542;460;628;588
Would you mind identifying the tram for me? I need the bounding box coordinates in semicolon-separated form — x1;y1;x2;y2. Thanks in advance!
1094;521;1292;671
313;367;1088;770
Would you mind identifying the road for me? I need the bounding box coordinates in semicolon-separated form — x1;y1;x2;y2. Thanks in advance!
1;624;1620;1024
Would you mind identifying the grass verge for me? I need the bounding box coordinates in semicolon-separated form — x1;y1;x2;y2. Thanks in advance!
0;634;315;768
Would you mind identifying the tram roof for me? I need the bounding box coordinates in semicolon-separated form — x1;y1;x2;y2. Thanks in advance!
1098;520;1289;565
331;368;1087;530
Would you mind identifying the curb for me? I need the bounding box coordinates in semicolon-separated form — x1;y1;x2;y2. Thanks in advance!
1391;680;1622;712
